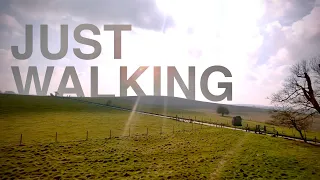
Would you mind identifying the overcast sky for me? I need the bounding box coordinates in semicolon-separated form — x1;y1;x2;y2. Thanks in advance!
0;0;319;105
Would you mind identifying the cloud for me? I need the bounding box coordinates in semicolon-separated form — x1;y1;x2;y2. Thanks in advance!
9;0;174;31
0;13;22;30
0;13;23;49
259;0;316;26
269;6;320;62
0;0;319;105
239;5;320;105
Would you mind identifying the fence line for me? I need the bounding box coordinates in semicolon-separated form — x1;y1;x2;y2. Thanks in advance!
12;96;319;146
15;125;211;146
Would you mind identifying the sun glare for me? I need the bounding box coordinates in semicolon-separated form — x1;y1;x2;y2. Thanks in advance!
155;0;265;63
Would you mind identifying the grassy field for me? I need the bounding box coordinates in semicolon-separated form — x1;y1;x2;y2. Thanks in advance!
1;94;320;179
79;97;320;141
0;95;201;145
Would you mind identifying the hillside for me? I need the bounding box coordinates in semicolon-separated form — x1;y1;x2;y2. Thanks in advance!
1;94;320;179
81;96;269;113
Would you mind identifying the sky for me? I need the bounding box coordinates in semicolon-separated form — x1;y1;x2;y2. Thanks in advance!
0;0;320;106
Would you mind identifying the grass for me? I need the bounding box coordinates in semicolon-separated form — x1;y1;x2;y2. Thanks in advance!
0;95;201;145
1;129;319;179
80;97;320;141
1;94;320;179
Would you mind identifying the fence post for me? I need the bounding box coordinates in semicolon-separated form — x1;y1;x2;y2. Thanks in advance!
55;132;58;142
86;130;88;141
110;130;111;139
19;134;22;146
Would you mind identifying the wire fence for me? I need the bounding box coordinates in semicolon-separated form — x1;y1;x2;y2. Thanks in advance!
10;114;319;147
3;96;319;146
68;97;320;145
14;124;211;146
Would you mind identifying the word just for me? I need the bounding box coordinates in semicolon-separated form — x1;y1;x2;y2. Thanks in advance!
11;66;232;102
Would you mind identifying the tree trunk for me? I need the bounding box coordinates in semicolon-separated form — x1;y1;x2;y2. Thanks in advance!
293;122;307;143
303;73;320;113
297;129;307;143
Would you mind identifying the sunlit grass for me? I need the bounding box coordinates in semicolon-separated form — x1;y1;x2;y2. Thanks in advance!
82;97;320;141
1;128;319;179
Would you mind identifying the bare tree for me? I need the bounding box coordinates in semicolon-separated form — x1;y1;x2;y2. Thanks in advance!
270;55;320;142
269;107;313;142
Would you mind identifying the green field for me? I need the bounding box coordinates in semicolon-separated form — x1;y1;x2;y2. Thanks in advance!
79;97;320;141
1;94;320;179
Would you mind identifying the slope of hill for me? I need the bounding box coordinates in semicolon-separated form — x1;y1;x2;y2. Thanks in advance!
81;96;269;113
1;94;320;180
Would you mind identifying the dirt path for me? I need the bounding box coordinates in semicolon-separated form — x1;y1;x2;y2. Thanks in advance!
64;97;320;145
209;133;248;179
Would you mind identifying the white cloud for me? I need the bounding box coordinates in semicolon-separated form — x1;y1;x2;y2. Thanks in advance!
0;14;22;30
0;0;319;106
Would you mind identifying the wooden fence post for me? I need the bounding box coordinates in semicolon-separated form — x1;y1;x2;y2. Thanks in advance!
110;130;111;139
55;132;58;142
19;134;22;146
